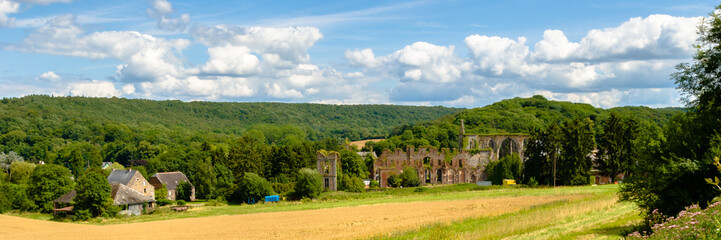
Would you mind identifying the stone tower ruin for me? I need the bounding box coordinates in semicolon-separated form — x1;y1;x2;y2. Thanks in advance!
316;151;339;191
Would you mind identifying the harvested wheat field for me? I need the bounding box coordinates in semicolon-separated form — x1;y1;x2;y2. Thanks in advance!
0;194;584;240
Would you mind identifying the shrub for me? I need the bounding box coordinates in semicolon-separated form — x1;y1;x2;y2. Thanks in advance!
628;202;721;239
156;199;173;206
414;187;428;193
369;180;380;189
387;174;401;188
345;176;365;193
155;184;168;200
294;168;322;199
73;209;92;221
231;173;275;204
527;177;539;187
399;167;421;187
176;200;186;206
271;182;294;194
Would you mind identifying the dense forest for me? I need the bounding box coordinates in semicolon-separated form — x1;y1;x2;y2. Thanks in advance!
0;95;461;143
365;95;683;156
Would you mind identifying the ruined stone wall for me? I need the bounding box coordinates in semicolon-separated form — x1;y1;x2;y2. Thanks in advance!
374;146;490;188
317;151;339;191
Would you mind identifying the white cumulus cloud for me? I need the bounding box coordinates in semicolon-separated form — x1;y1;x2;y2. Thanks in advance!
37;71;61;81
67;81;121;97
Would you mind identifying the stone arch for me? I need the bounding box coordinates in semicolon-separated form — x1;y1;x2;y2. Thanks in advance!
423;156;430;165
488;139;496;149
499;137;520;159
470;139;478;149
425;169;431;183
448;169;455;184
436;169;443;184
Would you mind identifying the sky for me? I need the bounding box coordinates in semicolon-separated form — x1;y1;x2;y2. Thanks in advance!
0;0;716;108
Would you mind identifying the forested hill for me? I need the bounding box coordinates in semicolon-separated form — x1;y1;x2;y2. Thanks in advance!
445;95;683;134
373;95;684;152
0;95;461;140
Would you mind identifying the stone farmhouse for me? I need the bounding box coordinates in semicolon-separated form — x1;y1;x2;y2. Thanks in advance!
107;169;155;215
149;172;195;201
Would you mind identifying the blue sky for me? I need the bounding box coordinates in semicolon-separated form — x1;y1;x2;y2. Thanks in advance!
0;0;716;108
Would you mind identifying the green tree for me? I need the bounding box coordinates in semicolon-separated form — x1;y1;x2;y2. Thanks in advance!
344;176;365;192
399;167;421;187
558;117;595;185
74;172;113;218
339;149;367;178
294;168;322;199
486;154;522;185
28;164;74;212
9;161;36;184
176;181;193;202
522;125;561;186
597;112;640;182
155;184;168;200
231;173;275;204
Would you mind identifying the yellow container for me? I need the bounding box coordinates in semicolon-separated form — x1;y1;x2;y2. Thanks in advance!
502;179;516;186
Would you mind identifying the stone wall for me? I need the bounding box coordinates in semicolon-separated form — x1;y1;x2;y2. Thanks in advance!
373;146;490;188
317;151;339;191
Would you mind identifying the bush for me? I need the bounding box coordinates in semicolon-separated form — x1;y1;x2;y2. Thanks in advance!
156;199;173;206
387;174;401;188
399;167;421;187
369;180;380;189
155;184;168;200
527;177;539;187
628;202;721;239
271;182;294;194
176;200;186;206
231;173;275;204
294;168;322;199
414;187;428;193
73;209;92;221
345;176;365;193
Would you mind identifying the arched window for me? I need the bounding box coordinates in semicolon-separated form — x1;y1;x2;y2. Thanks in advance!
423;157;430;165
436;169;443;183
458;160;463;168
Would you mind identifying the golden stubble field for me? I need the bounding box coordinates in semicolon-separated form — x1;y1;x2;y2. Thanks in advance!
0;194;584;240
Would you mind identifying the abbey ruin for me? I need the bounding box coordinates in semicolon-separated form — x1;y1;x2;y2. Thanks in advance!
372;120;527;188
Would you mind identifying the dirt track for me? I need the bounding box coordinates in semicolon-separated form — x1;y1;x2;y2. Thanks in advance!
0;195;582;240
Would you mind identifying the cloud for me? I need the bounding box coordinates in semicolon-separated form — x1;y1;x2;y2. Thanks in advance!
37;71;61;81
16;15;189;82
192;25;323;66
67;80;121;97
346;14;699;107
200;45;259;76
535;15;700;62
0;0;19;27
347;42;471;83
146;0;190;31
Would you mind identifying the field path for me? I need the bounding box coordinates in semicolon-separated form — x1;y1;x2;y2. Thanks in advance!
0;194;583;240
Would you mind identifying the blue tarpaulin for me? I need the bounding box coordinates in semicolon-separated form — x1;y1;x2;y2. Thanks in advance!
265;195;280;202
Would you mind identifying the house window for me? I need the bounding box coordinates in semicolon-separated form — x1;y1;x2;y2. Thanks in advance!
324;178;329;189
136;178;139;182
143;181;146;186
144;188;146;193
